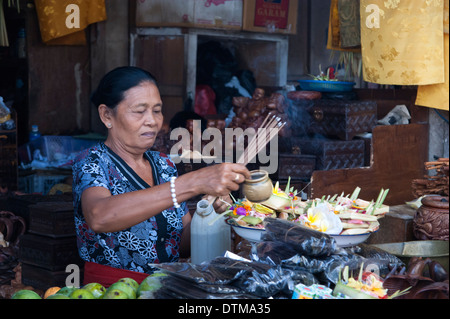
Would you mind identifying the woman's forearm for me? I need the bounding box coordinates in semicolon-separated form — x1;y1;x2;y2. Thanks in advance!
82;163;248;233
82;175;199;233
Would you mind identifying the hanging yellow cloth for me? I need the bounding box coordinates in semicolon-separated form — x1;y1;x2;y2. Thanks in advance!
360;0;445;86
415;0;449;111
34;0;107;45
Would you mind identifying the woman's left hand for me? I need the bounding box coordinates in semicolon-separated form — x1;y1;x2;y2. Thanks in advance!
203;195;233;214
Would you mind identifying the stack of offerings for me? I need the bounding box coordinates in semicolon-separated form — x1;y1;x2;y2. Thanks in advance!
18;201;83;290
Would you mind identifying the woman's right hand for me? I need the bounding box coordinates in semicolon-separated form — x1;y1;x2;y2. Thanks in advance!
188;163;251;197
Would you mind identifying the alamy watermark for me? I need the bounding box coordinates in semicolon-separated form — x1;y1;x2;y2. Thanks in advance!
65;264;81;287
65;4;81;29
170;120;279;174
365;4;381;29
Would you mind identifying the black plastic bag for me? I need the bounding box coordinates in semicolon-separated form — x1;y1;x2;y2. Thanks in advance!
158;276;253;299
150;261;248;285
348;244;405;277
352;244;405;266
151;257;285;298
262;218;343;257
234;266;294;298
234;256;318;298
224;256;317;298
282;253;338;274
316;254;366;285
252;240;299;264
289;269;320;287
210;256;273;274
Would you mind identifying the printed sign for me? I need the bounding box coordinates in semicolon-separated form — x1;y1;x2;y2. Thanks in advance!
253;0;290;29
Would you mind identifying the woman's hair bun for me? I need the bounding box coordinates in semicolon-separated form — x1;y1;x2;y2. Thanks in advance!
91;66;158;109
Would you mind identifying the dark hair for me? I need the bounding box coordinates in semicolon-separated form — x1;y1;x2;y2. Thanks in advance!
91;66;159;109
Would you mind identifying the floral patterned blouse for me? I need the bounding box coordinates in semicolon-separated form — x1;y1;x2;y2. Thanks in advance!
72;143;188;274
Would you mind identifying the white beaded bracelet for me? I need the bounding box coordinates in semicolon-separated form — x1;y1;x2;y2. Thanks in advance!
170;176;180;209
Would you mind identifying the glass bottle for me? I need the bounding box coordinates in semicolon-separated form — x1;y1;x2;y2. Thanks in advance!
29;125;41;141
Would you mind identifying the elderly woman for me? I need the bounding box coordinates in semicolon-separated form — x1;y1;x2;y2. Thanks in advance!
73;66;250;286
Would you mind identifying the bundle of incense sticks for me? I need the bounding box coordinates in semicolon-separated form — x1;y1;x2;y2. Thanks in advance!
207;113;285;206
237;112;286;165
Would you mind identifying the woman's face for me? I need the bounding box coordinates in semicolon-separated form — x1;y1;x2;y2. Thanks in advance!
106;81;163;153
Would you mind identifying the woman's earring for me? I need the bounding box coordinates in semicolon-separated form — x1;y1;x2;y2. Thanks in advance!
107;123;112;128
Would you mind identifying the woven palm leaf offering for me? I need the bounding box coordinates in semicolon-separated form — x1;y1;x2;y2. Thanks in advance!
333;264;411;299
220;185;389;245
223;177;300;229
295;187;389;236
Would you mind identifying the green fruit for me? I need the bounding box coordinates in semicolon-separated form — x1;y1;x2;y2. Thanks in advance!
117;277;139;292
11;289;42;299
56;286;77;297
69;288;95;299
102;288;128;299
106;282;136;299
82;282;106;299
46;294;70;299
137;274;166;297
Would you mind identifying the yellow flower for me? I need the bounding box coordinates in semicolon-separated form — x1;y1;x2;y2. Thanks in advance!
306;209;328;232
